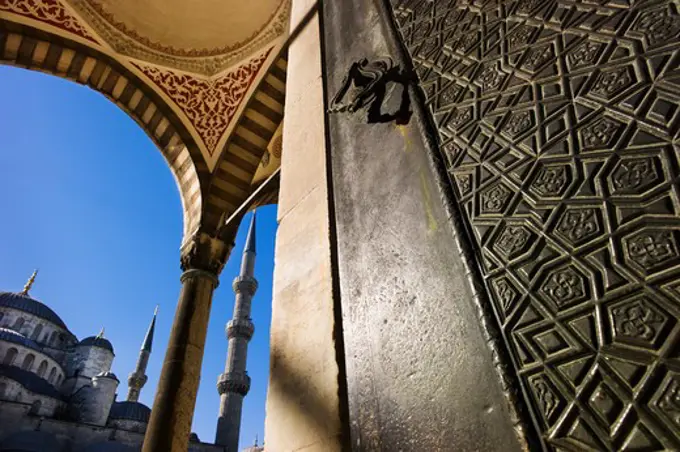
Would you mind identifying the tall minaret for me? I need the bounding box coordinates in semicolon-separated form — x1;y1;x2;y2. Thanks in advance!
215;212;258;449
126;306;157;402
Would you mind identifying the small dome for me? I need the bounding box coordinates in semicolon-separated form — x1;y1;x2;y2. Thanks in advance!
189;433;200;443
78;336;114;354
0;364;62;399
95;371;119;381
108;401;151;423
79;442;138;452
0;328;42;353
0;430;61;452
0;292;68;330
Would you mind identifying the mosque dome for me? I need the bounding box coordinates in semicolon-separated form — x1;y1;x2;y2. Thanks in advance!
79;442;139;452
78;336;114;354
0;328;41;352
0;430;61;452
0;292;68;330
108;401;151;423
0;364;62;399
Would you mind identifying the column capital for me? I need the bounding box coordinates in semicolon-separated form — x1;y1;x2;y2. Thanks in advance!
180;232;233;275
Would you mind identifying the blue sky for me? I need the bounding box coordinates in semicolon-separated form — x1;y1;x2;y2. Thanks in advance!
0;65;274;449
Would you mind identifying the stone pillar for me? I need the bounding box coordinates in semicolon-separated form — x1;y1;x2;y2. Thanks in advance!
320;1;527;449
143;231;234;452
264;0;348;450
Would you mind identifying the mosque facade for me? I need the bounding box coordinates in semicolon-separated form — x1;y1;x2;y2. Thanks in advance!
0;272;223;452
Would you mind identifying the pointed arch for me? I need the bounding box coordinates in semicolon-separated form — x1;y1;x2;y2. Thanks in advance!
21;353;35;371
30;324;43;341
37;360;48;377
12;317;24;331
0;20;205;241
3;347;18;366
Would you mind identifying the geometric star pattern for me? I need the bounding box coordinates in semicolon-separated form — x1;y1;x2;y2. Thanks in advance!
391;0;680;448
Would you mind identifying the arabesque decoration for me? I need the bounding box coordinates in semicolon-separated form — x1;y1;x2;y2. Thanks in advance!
0;0;98;44
133;47;273;155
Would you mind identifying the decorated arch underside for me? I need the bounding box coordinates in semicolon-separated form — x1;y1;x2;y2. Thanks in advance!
0;0;290;240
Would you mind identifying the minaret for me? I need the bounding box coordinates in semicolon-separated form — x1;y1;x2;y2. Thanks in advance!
215;212;258;449
127;306;158;402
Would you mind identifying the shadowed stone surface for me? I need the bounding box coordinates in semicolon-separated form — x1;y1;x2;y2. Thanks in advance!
323;0;525;450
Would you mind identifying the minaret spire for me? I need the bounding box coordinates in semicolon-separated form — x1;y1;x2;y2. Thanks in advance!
215;211;258;449
127;307;158;402
244;210;256;254
142;305;158;353
20;269;38;296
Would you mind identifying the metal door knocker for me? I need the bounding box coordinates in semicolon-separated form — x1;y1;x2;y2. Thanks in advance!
329;57;413;124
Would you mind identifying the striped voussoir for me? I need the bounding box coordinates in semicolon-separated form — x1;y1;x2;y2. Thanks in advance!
203;52;287;232
0;21;204;240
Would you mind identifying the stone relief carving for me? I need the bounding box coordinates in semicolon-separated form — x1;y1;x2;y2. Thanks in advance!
133;47;272;155
391;0;680;447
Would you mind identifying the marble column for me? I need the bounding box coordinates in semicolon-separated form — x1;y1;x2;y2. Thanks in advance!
143;230;235;452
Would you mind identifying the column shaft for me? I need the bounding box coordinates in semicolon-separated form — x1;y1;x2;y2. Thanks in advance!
143;270;216;452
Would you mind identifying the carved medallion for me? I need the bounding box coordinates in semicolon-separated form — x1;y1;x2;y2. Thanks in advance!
590;66;635;99
580;117;621;149
480;183;512;214
504;111;533;137
531;165;570;197
494;224;532;259
610;157;661;195
529;375;561;425
478;64;504;91
492;277;519;313
567;41;602;69
623;230;679;274
555;208;601;246
634;8;680;47
654;374;680;429
609;297;668;349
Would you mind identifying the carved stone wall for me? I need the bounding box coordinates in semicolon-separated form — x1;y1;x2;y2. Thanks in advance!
390;0;680;449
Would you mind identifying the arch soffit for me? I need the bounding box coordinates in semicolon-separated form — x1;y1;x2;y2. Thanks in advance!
0;0;292;240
